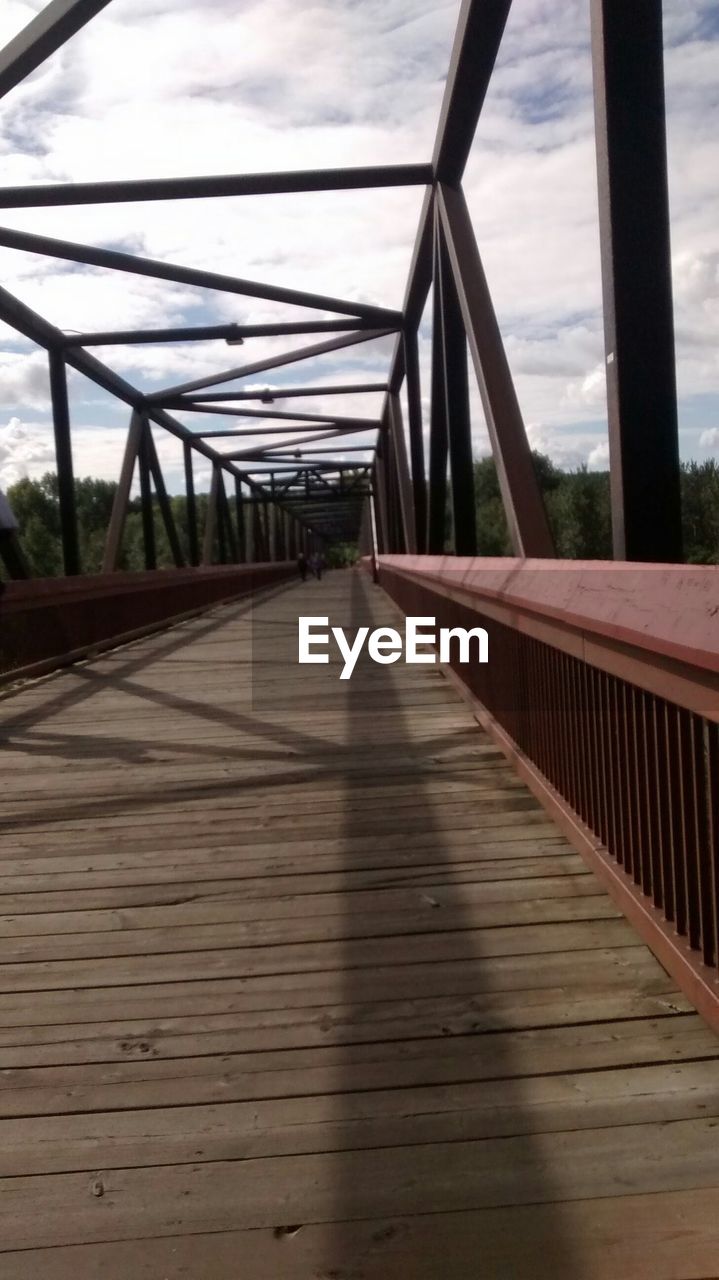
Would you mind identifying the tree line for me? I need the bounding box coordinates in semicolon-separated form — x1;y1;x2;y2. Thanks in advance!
2;453;718;578
473;454;719;563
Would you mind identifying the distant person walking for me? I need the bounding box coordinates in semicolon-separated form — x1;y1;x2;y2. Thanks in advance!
310;551;326;581
297;551;308;582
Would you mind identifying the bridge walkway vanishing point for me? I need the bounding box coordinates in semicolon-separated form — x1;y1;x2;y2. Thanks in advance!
0;570;718;1278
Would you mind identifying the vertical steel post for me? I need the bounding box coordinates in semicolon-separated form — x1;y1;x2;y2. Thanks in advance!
145;424;184;566
427;211;449;553
137;419;156;570
437;219;477;555
386;397;414;552
48;348;80;575
373;455;388;554
252;501;264;562
591;0;682;561
202;464;219;565
403;328;427;552
234;476;245;562
183;440;199;566
217;470;237;561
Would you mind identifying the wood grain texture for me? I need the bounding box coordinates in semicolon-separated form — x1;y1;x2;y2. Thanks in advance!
0;570;717;1275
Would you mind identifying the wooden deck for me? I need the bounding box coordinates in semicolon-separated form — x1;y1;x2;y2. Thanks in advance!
1;570;718;1277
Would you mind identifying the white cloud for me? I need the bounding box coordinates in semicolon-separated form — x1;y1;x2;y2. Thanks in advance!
526;421;609;471
699;427;719;450
587;440;610;468
0;415;55;487
562;360;607;412
0;350;49;410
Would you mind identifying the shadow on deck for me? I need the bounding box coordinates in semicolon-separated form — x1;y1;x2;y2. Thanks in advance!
0;571;717;1277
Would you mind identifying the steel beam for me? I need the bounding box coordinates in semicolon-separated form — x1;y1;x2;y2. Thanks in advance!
102;410;144;573
234;477;245;563
0;224;401;323
144;424;184;567
437;183;554;557
198;426;373;446
226;427;374;457
138;421;156;571
437;221;477;555
268;445;374;455
387;394;415;552
0;164;433;207
48;349;80;575
385;186;434;405
427;213;449;554
150;329;396;400
0;282;308;540
203;466;220;565
60;319;382;346
171;382;388;401
433;0;514;184
216;470;237;562
403;328;427;552
183;441;199;567
0;0;112;100
590;0;682;562
168;405;378;428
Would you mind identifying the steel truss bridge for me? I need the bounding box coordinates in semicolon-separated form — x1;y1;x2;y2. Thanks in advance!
0;1;717;1276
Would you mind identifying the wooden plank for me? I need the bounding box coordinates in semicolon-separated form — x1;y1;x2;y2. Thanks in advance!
3;1190;719;1280
0;1016;714;1120
0;985;690;1059
0;872;602;937
0;1059;716;1177
13;1189;719;1280
0;853;589;914
2;1118;719;1250
0;947;678;1028
0;571;716;1275
0;918;639;993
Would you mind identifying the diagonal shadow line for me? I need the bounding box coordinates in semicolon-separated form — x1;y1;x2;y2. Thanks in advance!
0;747;496;829
0;722;489;834
0;581;295;738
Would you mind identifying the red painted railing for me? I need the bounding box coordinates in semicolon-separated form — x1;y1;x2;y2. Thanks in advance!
0;562;295;681
373;555;719;1030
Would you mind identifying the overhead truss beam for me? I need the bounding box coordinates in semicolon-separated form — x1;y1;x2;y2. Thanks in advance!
0;0;113;100
0;224;400;324
0;164;433;208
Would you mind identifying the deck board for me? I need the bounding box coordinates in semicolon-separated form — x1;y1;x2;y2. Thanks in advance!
1;570;718;1276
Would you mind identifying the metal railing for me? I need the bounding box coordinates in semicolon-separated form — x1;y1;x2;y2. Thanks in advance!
375;556;719;1030
0;562;294;681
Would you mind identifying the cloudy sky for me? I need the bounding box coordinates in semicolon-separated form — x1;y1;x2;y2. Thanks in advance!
0;0;717;493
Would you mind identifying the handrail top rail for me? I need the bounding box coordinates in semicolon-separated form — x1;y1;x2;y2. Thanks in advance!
376;555;719;679
0;562;293;612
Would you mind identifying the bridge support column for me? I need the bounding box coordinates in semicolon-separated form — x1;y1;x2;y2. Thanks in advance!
437;183;554;557
183;441;199;566
137;418;156;570
427;211;449;554
403;328;427;553
591;0;682;562
48;349;80;575
234;477;245;562
436;217;476;556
